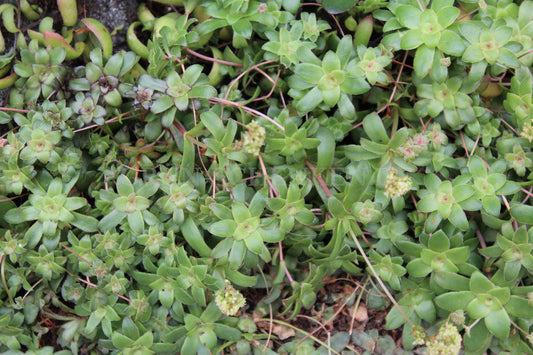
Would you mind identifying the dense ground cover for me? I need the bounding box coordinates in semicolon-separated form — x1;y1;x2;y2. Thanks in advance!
0;0;533;353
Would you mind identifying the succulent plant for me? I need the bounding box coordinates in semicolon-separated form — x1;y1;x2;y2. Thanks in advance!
29;100;74;137
11;40;68;105
69;49;138;107
19;125;62;165
414;76;476;129
139;64;217;127
288;35;371;117
124;85;155;110
4;176;98;248
71;92;108;127
1;2;533;354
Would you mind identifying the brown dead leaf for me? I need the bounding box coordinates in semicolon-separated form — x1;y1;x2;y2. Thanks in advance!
353;302;369;323
271;323;296;340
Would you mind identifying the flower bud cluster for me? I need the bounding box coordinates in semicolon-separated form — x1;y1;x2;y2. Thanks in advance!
412;325;426;346
215;280;246;316
400;132;429;161
426;123;448;150
520;122;533;142
385;169;412;197
450;310;465;326
241;121;266;156
426;324;462;355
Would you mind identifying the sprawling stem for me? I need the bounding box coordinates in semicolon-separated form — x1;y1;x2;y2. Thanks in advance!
348;227;415;328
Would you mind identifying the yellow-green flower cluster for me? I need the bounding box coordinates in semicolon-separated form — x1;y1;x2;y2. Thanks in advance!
426;324;462;355
215;280;246;316
241;121;266;156
520;122;533;142
412;325;426;346
385;170;412;197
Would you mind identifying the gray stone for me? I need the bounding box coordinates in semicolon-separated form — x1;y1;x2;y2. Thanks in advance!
83;0;141;51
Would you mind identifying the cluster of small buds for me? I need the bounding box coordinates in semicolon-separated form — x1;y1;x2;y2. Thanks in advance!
241;121;266;156
440;57;451;67
385;169;412;197
400;141;419;161
450;310;465;326
520;122;533;142
412;325;426;346
426;123;448;150
400;133;428;161
426;324;462;355
215;280;246;316
413;133;429;149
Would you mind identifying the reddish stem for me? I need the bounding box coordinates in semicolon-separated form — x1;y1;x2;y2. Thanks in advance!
0;107;29;113
61;243;94;267
304;160;332;197
278;241;294;284
258;153;278;198
184;47;243;67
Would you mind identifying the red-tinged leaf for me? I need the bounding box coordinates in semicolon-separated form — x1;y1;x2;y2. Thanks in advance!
81;18;113;57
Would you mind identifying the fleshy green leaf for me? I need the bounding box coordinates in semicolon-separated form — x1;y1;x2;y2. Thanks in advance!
435;291;475;311
463;44;484;63
413;45;434;78
151;96;174;114
418;195;439;212
322;0;356;14
209;220;237;237
295;63;323;84
401;29;423;49
406;259;432;277
482;195;501;217
363;112;389;144
232;19;252;38
470;271;494;294
396;6;421;29
182;217;211;257
428;230;450;252
438;30;465;56
437;7;459;28
296;86;322;112
448;204;468;231
510;205;533;224
485;309;510;339
245;232;263;254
